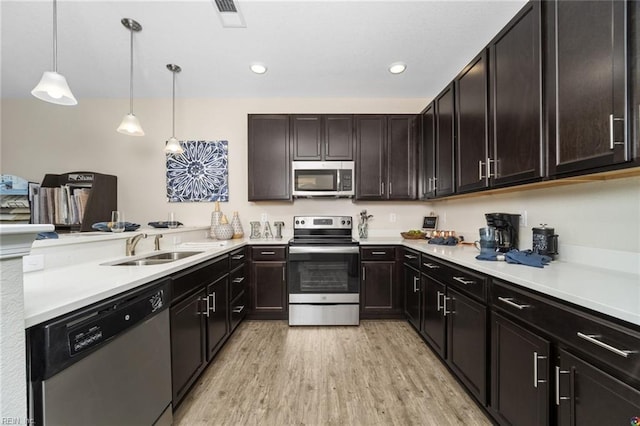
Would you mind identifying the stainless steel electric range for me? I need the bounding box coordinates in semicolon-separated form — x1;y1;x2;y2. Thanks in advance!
288;216;360;326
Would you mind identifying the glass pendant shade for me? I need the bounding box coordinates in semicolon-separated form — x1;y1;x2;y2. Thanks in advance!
117;113;145;136
32;71;78;105
165;137;183;154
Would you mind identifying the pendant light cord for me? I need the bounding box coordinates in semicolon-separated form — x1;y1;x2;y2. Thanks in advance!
172;71;176;138
52;0;58;72
129;27;134;114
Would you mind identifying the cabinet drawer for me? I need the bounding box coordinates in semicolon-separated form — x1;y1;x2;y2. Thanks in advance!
251;246;287;261
492;280;640;383
229;246;248;270
361;246;396;261
401;248;420;269
421;255;486;301
230;262;248;301
171;255;228;303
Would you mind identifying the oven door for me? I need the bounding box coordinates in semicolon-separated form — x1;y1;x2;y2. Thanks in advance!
288;246;359;302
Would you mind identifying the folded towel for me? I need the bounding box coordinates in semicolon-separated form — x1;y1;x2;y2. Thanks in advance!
429;236;459;246
476;251;499;261
91;222;141;232
428;237;444;245
504;249;551;268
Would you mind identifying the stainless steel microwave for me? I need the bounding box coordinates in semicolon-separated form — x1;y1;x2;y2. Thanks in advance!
292;161;355;198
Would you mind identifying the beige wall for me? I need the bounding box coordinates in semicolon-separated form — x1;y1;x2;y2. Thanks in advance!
2;97;639;258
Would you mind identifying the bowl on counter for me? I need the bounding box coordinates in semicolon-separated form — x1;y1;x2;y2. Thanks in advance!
401;231;427;240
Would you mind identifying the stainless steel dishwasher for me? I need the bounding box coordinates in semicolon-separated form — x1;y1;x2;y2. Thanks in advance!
27;279;173;426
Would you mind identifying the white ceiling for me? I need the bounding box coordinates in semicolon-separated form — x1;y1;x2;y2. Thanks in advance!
1;0;527;100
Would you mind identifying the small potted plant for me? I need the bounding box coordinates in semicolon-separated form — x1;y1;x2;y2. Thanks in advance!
358;210;373;239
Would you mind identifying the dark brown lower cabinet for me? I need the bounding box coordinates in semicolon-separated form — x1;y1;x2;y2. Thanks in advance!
446;287;487;405
251;257;287;319
557;349;640;426
420;275;446;358
206;275;229;359
491;313;550;426
361;261;398;317
170;289;207;405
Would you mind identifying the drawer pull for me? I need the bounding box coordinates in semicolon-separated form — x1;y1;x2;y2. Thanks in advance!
422;262;440;269
498;297;530;310
555;366;571;405
232;305;245;314
362;266;366;281
232;277;245;284
533;352;547;388
371;251;387;255
261;251;276;255
576;332;635;358
231;254;245;260
404;254;418;260
453;276;475;285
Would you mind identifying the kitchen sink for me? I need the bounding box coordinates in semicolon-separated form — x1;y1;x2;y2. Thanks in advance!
104;251;203;266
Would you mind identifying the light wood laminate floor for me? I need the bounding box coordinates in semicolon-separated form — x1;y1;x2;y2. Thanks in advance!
174;320;492;425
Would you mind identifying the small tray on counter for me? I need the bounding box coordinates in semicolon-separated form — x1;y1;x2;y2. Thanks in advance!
148;221;183;228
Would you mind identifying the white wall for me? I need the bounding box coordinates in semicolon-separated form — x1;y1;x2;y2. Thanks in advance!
2;97;639;260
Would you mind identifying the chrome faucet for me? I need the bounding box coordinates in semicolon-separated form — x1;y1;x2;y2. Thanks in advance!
154;234;163;251
125;233;147;256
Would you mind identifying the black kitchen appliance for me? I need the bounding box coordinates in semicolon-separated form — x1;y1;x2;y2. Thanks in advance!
485;213;520;252
288;216;359;326
532;224;559;259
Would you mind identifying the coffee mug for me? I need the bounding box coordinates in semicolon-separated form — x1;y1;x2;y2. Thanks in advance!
474;227;497;252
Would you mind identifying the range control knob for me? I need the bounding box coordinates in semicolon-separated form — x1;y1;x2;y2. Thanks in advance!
301;220;305;225
341;220;345;225
346;220;351;225
295;220;299;225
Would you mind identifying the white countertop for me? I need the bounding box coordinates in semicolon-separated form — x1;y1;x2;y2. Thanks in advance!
23;235;640;329
361;237;640;328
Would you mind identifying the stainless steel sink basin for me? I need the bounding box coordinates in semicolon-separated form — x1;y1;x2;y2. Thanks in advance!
104;251;203;266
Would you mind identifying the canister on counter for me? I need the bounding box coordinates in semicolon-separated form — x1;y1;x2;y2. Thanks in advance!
532;224;558;259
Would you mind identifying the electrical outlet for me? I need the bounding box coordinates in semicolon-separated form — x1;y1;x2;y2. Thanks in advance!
389;213;396;223
261;213;268;222
519;211;528;227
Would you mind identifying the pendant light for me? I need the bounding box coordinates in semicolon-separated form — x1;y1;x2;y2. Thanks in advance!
165;64;184;154
31;0;77;106
117;18;144;136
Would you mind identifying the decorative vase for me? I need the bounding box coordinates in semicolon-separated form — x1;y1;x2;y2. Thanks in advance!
358;222;368;239
210;201;223;239
214;214;234;240
231;211;244;239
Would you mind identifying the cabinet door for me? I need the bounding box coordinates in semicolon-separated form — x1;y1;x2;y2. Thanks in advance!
546;1;628;176
252;261;287;315
491;313;550;426
292;115;322;160
387;115;417;200
355;115;387;199
446;287;487;405
421;275;446;358
435;84;455;197
419;103;436;199
170;289;207;404
489;2;543;187
557;349;640;426
456;51;489;194
248;115;291;201
206;275;229;360
404;265;421;331
325;115;354;160
361;261;396;315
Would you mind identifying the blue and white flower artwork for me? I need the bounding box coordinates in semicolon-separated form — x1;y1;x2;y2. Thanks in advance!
166;140;229;202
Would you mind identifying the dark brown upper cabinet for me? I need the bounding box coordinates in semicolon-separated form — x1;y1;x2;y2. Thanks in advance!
419;103;436;200
248;114;291;201
545;0;629;177
489;1;544;187
434;84;456;198
455;51;489;194
292;114;354;161
355;115;418;200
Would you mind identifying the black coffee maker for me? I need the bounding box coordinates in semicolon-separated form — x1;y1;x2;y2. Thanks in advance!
485;213;520;252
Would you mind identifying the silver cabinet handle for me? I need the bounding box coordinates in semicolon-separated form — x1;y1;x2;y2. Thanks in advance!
453;276;475;285
261;251;276;255
232;277;245;284
200;296;210;318
432;177;437;191
498;296;530;310
436;290;443;312
362;266;366;281
381;182;385;195
555;366;571;405
443;296;453;316
232;305;245;314
209;292;216;313
231;254;245;260
576;332;635;358
404;254;418;260
283;267;286;282
427;177;432;193
413;276;419;292
423;262;440;269
533;352;547;388
609;114;625;149
389;181;393;195
371;251;387;255
478;160;485;180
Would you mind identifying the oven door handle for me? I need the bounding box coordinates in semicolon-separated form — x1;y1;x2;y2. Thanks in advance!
289;246;360;254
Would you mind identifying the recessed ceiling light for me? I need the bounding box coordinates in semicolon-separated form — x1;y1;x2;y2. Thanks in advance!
250;64;267;74
389;62;407;74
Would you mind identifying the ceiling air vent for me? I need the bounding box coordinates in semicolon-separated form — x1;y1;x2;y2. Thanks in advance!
211;0;246;28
